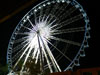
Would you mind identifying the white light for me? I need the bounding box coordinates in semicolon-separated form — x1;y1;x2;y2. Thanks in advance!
34;9;37;12
75;5;79;8
23;19;26;22
62;0;65;3
27;16;30;19
43;4;46;7
39;6;41;9
27;17;53;54
16;15;58;73
28;16;54;42
47;2;51;5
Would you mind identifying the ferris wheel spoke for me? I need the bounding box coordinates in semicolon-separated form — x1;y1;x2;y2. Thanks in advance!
39;37;59;72
45;38;72;62
39;36;61;72
42;14;51;23
14;36;28;44
22;26;33;31
12;53;21;63
50;24;58;29
38;15;41;23
27;18;34;27
40;43;53;73
51;36;81;46
50;3;60;15
55;14;83;30
13;42;30;69
32;48;39;59
40;36;61;73
12;45;25;60
38;15;45;23
13;40;28;53
46;15;56;25
12;42;28;63
21;44;33;72
44;3;52;16
34;11;38;25
15;32;30;35
42;15;50;23
13;40;28;52
48;19;57;27
44;41;61;72
27;18;37;32
42;15;46;22
12;50;24;63
39;6;43;22
35;49;40;64
58;6;77;22
52;26;85;35
55;3;69;17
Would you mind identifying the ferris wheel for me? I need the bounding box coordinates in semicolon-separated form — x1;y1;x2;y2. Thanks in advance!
7;0;90;74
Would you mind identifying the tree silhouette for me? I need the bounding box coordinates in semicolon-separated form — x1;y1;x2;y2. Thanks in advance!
0;64;8;75
25;57;41;75
12;56;50;75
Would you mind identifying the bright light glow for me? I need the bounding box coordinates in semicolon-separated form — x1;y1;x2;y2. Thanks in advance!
12;13;85;72
8;0;89;73
24;16;61;72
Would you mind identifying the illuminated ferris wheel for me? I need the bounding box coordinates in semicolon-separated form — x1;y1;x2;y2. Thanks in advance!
7;0;90;74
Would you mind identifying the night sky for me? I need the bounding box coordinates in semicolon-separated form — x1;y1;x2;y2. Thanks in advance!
0;0;99;73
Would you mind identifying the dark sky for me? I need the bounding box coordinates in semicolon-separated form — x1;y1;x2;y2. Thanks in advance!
0;0;99;72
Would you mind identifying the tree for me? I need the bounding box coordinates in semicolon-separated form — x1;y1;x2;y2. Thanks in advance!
11;56;50;75
0;64;8;75
25;57;41;75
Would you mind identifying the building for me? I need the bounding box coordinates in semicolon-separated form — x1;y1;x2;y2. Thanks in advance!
50;67;100;75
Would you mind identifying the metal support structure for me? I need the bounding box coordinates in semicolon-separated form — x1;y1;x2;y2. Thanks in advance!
37;32;44;75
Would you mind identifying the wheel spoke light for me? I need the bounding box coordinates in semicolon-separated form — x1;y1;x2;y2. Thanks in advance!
7;0;90;74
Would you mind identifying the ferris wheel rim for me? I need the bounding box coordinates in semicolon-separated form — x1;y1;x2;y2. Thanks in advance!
7;0;90;73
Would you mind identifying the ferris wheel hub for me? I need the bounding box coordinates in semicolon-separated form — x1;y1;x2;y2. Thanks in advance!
7;0;90;74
